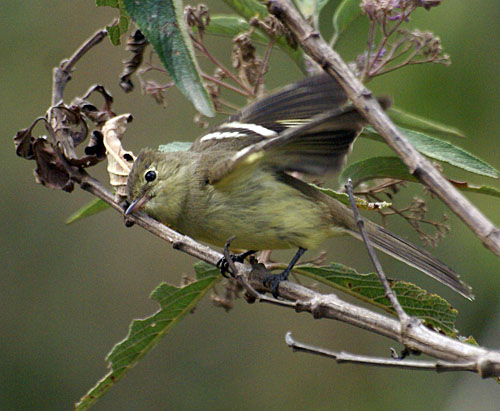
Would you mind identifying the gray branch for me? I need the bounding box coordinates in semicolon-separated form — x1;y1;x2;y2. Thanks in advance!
285;332;480;373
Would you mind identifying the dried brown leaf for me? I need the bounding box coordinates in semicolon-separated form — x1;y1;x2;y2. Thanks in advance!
48;105;89;147
102;114;135;202
84;130;106;159
32;138;73;192
14;117;46;159
120;30;149;93
71;85;114;127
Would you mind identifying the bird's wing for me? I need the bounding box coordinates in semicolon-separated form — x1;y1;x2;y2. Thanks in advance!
198;74;390;185
192;73;351;153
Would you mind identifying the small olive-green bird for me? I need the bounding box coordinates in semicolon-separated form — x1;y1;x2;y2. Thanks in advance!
126;74;472;299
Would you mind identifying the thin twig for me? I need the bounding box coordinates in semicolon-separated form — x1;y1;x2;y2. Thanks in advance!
191;34;254;96
361;19;377;81
252;36;275;95
201;73;251;97
52;28;107;105
285;332;478;373
346;180;408;322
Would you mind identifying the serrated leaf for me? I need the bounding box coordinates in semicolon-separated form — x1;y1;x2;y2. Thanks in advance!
362;126;500;179
123;0;215;117
311;184;391;210
66;198;110;224
158;141;192;152
294;263;458;336
331;0;362;46
388;106;465;139
76;262;220;410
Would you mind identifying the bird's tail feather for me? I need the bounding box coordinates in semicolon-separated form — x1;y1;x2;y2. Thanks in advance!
347;221;474;300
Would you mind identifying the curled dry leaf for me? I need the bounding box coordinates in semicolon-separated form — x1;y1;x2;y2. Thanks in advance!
14;118;46;160
33;138;74;192
102;114;136;202
14;117;73;191
48;105;89;159
120;30;149;93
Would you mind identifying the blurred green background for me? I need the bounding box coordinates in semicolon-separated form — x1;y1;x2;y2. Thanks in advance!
2;1;500;410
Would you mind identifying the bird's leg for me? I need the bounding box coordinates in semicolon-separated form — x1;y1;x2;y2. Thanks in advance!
264;247;307;297
216;237;256;277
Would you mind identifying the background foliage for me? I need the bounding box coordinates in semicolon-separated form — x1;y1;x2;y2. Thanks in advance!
2;1;500;409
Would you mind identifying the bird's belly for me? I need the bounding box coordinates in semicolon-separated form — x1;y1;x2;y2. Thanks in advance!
183;177;342;250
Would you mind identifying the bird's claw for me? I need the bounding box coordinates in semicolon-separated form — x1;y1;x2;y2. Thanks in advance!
216;256;232;278
263;272;289;298
217;237;256;278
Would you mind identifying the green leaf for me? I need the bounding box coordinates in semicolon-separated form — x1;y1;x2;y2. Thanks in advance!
66;198;110;224
292;0;330;21
362;126;500;179
204;15;268;41
76;262;220;410
388;106;466;139
222;0;268;20
294;0;318;19
96;0;119;7
341;156;500;199
312;184;391;210
158;141;192;152
316;0;331;16
96;0;131;45
331;0;362;46
448;182;500;199
106;24;122;46
294;263;459;336
123;0;215;117
340;156;418;187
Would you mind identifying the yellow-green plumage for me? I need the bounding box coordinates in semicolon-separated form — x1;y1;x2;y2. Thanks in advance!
128;150;344;250
126;74;473;299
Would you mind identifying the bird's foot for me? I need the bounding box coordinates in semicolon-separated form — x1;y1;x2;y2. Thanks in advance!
216;238;256;277
262;247;306;298
263;271;290;298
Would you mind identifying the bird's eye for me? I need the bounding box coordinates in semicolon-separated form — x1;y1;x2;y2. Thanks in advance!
144;170;157;182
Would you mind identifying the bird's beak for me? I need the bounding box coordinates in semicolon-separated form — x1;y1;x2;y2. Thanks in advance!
125;193;150;215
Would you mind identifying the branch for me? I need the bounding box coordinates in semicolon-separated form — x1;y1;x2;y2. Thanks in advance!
73;174;500;376
285;332;480;373
52;28;108;105
266;0;500;257
346;179;408;321
32;25;500;380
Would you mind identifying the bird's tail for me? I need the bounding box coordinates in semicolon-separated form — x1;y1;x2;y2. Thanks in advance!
346;217;473;300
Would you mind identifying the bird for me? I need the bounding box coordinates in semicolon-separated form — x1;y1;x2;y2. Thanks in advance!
126;73;472;300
